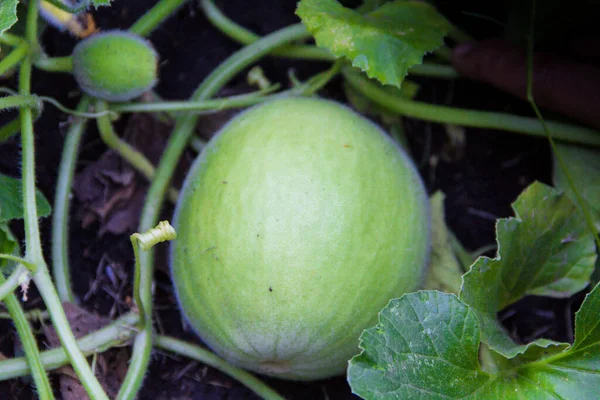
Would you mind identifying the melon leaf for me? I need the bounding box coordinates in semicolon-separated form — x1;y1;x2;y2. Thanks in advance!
349;284;600;399
0;0;18;36
296;0;452;88
0;173;52;223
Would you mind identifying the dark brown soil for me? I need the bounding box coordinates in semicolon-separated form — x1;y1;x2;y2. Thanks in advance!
0;1;586;399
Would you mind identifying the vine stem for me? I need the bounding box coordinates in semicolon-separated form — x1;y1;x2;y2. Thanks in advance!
0;94;40;111
154;336;285;400
0;42;29;76
52;97;91;303
0;312;140;380
19;1;109;398
49;0;189;318
109;86;279;113
0;32;25;47
0;272;54;400
95;100;179;204
34;55;73;73
129;0;188;36
342;68;600;146
117;23;312;400
199;0;458;79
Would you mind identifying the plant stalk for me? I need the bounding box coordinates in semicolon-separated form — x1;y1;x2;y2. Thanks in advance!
0;273;54;400
0;42;29;76
155;336;286;400
0;312;139;380
95;100;179;204
20;1;109;398
52;96;91;303
343;68;600;146
129;0;189;36
34;56;73;73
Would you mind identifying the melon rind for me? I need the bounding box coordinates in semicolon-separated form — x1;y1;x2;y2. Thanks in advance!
170;97;430;380
72;31;157;102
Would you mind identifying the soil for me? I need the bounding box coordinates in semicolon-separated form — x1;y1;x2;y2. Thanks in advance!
0;1;589;399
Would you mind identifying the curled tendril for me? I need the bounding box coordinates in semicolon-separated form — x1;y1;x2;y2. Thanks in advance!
131;220;177;252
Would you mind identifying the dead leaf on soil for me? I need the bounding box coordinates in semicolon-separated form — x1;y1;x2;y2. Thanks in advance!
73;114;173;237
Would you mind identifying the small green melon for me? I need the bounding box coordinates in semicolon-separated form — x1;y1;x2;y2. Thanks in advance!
72;31;157;101
171;98;430;380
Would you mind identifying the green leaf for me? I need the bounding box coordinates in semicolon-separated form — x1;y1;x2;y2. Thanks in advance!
459;182;597;358
519;282;600;399
348;291;490;399
0;173;51;223
0;222;18;271
348;284;600;399
297;0;452;88
0;0;18;36
553;143;600;230
422;192;463;294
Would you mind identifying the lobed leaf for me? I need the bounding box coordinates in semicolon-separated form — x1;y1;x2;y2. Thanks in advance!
348;291;490;399
297;0;452;88
459;182;597;358
349;284;600;399
0;173;51;223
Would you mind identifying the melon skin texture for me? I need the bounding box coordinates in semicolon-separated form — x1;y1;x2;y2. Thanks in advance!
171;98;430;380
72;31;158;102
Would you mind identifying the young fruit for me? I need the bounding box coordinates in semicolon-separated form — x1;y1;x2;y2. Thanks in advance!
72;31;157;101
170;98;430;380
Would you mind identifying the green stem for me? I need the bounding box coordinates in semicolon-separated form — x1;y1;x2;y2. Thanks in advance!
201;0;328;61
20;2;109;399
0;33;26;47
0;94;40;111
109;87;278;113
95;100;156;181
95;100;179;204
155;336;285;400
0;265;28;301
52;97;91;303
343;68;600;146
0;312;139;381
0;309;49;321
0;254;37;271
200;0;458;79
34;56;73;73
129;0;188;36
130;236;146;324
0;43;29;76
0;273;54;400
117;23;310;400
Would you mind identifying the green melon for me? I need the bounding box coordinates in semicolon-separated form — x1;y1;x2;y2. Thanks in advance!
72;31;157;102
171;97;430;380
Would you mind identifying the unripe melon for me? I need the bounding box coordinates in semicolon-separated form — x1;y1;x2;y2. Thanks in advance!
72;31;157;101
170;98;430;380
